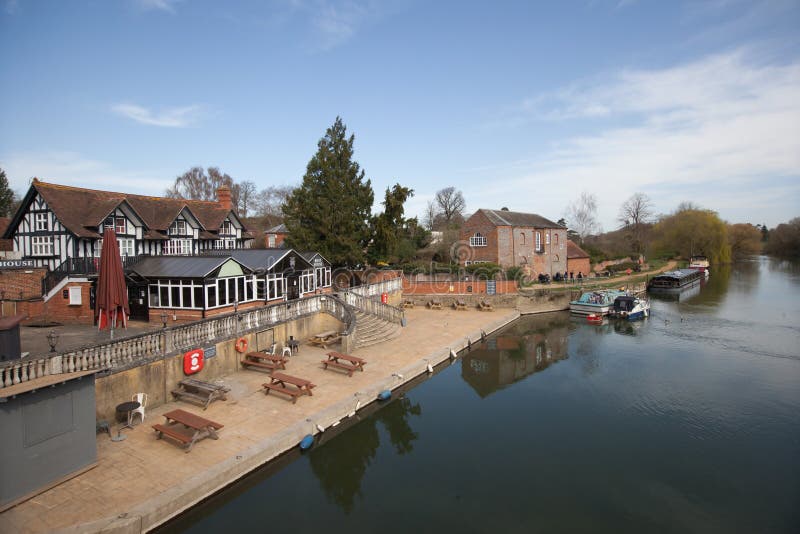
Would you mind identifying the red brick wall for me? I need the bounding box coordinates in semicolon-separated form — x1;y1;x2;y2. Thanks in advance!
567;258;591;278
460;211;500;265
0;268;47;299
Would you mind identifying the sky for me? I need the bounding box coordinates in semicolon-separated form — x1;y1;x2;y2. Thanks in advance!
1;0;799;231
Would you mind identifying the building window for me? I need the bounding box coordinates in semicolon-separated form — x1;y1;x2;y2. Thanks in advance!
535;232;542;252
469;233;487;247
520;232;526;245
204;275;257;309
68;286;82;305
315;267;331;288
214;238;236;250
267;234;276;248
169;219;188;236
35;212;49;231
163;239;193;255
149;279;205;309
264;273;285;300
119;238;135;256
220;220;234;235
301;270;315;294
32;236;54;256
554;234;559;246
546;232;550;245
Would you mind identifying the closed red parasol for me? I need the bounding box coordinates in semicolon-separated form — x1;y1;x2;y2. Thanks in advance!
96;228;129;338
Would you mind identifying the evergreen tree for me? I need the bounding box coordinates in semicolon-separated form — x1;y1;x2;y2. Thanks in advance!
283;117;374;266
0;168;16;217
369;183;414;263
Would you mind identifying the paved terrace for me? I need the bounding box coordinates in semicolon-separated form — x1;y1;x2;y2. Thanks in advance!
1;307;520;534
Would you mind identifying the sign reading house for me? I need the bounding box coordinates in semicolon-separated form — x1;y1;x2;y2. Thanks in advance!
0;260;36;270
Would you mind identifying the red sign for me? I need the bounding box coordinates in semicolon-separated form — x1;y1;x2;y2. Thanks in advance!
183;348;204;375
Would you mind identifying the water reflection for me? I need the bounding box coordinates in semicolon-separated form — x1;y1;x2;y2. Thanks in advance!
461;313;570;397
308;395;421;513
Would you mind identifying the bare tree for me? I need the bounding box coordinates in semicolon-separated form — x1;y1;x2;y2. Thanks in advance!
565;191;600;243
618;192;654;253
238;180;258;218
253;185;295;218
435;186;466;226
423;200;438;231
166;166;240;211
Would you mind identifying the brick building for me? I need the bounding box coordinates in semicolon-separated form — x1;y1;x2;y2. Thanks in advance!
264;223;288;248
566;240;591;277
460;209;567;278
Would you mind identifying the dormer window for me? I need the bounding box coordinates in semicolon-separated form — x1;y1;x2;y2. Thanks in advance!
105;216;126;234
220;220;234;235
169;219;187;235
469;232;487;247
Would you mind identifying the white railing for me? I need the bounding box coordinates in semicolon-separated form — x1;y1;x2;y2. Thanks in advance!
348;277;403;298
0;295;354;390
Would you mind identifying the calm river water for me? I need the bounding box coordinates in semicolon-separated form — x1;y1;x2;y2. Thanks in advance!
161;256;800;533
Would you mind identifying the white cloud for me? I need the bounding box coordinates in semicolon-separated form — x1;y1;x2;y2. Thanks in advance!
488;49;800;228
0;151;173;196
136;0;180;13
111;103;203;128
289;0;391;51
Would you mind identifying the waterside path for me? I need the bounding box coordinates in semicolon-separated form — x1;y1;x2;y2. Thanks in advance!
1;307;521;534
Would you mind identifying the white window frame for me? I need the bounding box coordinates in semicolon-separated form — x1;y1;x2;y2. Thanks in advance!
34;212;49;231
163;238;193;255
546;232;550;245
315;266;331;288
469;233;487;247
169;219;187;236
31;236;54;256
68;286;82;305
265;273;285;301
214;238;236;250
148;279;205;309
535;232;542;252
267;234;276;248
204;275;258;309
300;270;315;295
118;238;135;256
220;220;234;235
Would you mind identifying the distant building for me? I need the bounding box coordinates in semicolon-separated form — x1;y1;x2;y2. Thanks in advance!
460;209;567;276
566;240;590;277
264;223;288;248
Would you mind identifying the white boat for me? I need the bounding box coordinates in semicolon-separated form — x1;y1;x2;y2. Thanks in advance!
569;289;628;316
610;295;650;320
689;255;710;276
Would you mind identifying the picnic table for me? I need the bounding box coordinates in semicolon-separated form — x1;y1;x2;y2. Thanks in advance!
241;351;288;373
401;299;415;309
262;372;316;403
321;351;367;377
152;408;223;452
428;299;442;309
453;298;467;310
171;378;230;410
308;330;341;349
479;299;494;311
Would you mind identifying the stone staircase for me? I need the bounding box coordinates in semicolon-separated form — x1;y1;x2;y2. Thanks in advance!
352;310;402;349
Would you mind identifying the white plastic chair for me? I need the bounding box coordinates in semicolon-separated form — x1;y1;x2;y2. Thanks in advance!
282;344;292;357
131;392;148;424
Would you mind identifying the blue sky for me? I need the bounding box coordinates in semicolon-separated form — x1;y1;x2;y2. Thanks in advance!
1;0;798;230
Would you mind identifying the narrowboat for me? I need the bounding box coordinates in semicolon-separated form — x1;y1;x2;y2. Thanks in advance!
569;289;628;316
610;295;650;320
647;269;705;294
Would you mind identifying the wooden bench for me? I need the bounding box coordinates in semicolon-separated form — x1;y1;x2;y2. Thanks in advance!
241;358;282;372
152;423;193;445
453;299;467;310
241;351;287;373
321;351;366;377
428;299;442;309
262;382;304;403
479;300;494;311
401;299;415;308
171;378;230;410
321;359;361;377
308;331;342;349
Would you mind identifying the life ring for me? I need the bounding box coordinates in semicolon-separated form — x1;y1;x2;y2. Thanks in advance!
235;337;248;353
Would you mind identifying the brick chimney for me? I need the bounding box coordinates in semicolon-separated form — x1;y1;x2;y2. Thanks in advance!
216;185;232;211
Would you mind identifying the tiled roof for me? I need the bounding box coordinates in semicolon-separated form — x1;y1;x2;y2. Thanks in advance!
265;223;288;234
566;240;590;259
127;256;252;279
477;209;562;229
30;180;245;238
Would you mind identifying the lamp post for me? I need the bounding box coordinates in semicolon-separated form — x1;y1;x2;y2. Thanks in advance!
47;330;60;353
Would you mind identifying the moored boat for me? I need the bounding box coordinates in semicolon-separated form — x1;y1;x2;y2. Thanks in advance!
647;269;705;295
610;295;650;320
569;289;628;316
689;255;710;277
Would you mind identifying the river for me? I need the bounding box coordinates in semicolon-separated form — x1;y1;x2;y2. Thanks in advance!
160;256;800;533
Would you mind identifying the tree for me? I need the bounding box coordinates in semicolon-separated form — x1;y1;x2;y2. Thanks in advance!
369;183;414;263
565;191;600;243
434;187;466;227
764;217;800;259
423;200;438;231
165;166;241;211
618;192;653;253
727;223;762;259
282;117;374;266
651;206;731;264
237;180;258;218
557;217;579;243
0;167;15;217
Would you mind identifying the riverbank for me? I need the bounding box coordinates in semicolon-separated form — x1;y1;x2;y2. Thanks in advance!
1;307;520;534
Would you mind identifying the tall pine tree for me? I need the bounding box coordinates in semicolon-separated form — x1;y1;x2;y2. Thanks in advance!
283;117;374;266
